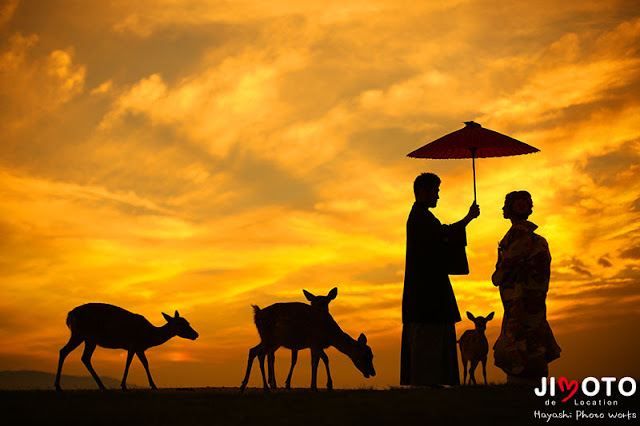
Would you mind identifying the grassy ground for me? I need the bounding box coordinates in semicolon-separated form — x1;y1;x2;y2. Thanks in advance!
2;385;637;426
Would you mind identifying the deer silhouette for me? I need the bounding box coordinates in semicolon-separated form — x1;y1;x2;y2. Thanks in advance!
458;311;494;385
277;287;337;390
54;303;198;391
239;298;375;392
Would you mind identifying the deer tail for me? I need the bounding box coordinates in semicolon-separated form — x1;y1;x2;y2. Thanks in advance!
251;304;261;322
65;310;76;330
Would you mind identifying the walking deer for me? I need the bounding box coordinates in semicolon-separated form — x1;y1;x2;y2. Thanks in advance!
457;311;494;385
239;299;375;392
55;303;198;391
278;287;337;390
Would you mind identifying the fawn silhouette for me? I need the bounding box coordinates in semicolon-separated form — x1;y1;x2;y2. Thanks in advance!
55;303;198;391
240;296;375;392
275;287;337;390
457;311;494;385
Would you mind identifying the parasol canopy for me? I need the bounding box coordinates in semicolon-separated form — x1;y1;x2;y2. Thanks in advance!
407;121;539;201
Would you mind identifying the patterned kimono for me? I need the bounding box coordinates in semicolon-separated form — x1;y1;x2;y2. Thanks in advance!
492;221;561;378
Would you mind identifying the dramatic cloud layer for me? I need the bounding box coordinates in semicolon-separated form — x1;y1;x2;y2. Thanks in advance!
1;0;639;387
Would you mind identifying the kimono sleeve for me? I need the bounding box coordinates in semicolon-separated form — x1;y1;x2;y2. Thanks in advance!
443;222;469;275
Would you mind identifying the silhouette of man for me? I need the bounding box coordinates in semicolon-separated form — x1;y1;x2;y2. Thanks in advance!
401;172;479;386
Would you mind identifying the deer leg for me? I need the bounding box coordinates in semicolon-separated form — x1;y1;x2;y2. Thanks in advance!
81;341;106;390
136;351;157;390
257;348;270;392
267;351;277;390
310;350;320;391
482;358;488;385
469;360;478;385
319;350;332;391
462;359;468;385
240;344;260;393
120;349;135;391
55;335;83;391
285;349;298;390
266;355;273;389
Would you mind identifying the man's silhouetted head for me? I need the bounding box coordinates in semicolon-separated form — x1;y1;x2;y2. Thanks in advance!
414;173;441;207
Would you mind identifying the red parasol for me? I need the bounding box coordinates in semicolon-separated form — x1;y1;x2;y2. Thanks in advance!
407;121;539;202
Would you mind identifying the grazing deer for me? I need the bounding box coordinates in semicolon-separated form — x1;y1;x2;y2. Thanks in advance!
278;287;337;390
458;311;494;385
239;300;375;392
54;303;198;391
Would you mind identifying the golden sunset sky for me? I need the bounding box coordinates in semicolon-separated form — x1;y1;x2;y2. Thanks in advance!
1;0;639;389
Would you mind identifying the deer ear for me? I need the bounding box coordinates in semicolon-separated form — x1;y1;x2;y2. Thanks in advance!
358;333;367;345
174;310;180;318
487;312;495;321
162;312;172;322
466;312;475;321
328;287;338;300
303;290;315;302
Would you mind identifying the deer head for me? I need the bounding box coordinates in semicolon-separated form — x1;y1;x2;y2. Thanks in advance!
163;310;199;340
349;333;376;378
466;311;494;334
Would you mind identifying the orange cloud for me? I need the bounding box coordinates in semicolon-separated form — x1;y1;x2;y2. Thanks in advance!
1;0;639;388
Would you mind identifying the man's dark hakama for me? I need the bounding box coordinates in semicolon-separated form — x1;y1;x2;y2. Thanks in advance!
401;202;468;386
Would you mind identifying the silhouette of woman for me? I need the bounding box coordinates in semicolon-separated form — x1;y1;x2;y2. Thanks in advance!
401;172;479;386
492;191;561;385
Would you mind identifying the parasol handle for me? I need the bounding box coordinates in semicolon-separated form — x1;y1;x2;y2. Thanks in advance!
471;148;477;203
